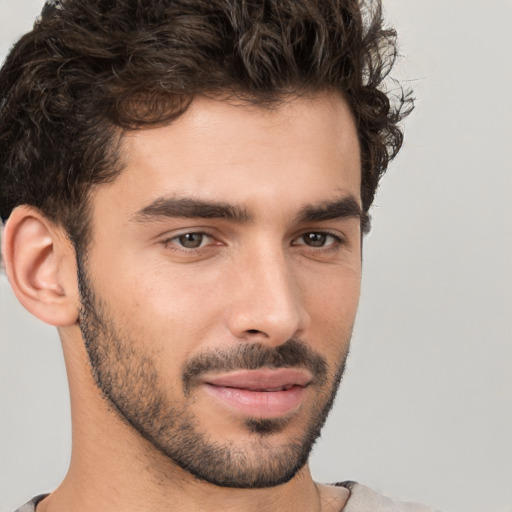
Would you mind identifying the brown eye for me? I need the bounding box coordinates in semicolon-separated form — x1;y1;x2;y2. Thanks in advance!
302;232;328;247
173;232;209;249
293;231;343;249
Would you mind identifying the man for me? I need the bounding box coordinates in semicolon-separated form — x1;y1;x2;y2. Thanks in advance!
0;0;439;510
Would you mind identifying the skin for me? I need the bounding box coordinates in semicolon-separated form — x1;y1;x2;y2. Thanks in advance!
3;91;362;512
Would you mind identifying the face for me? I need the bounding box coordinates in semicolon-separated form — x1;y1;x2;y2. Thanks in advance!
78;92;362;488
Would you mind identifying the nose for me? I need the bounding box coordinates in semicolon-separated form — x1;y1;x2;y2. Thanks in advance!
226;244;310;345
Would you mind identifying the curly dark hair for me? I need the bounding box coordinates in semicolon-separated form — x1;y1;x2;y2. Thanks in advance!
0;0;412;251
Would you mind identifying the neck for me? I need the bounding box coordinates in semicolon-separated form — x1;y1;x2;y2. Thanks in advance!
40;463;325;512
38;329;348;512
38;419;333;512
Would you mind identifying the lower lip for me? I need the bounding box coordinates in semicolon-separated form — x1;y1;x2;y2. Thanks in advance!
202;384;307;418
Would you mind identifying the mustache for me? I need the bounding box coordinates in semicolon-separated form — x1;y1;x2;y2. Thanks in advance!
182;339;328;395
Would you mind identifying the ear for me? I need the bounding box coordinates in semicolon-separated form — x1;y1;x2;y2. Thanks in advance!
1;206;79;326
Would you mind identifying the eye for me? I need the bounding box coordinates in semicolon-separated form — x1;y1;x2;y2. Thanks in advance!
165;231;214;250
294;231;343;248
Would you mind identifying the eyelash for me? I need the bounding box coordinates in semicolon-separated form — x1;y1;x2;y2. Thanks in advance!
161;230;346;253
162;230;215;252
292;231;345;251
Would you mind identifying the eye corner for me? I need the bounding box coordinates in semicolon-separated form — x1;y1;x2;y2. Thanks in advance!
161;229;219;252
292;230;345;249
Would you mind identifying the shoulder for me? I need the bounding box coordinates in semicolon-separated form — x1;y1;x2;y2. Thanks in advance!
12;494;48;512
339;481;443;512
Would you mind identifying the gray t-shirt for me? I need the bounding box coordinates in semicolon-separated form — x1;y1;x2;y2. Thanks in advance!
13;482;442;511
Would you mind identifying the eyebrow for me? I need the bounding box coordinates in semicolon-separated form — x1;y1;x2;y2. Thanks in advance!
296;196;363;222
133;197;253;223
132;194;369;232
295;196;370;233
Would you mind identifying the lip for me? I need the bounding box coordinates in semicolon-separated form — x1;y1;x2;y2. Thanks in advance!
201;368;312;419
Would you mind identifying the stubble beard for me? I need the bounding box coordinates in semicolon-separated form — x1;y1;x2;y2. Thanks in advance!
76;257;350;488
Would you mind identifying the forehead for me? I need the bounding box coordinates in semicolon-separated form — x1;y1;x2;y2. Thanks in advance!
93;92;361;222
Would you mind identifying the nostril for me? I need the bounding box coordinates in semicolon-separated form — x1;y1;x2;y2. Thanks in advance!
247;329;262;335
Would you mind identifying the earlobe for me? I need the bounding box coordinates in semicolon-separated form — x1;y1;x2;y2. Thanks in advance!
2;206;79;326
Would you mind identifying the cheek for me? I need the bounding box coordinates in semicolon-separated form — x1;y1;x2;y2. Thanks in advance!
305;261;361;311
303;268;361;348
102;267;227;360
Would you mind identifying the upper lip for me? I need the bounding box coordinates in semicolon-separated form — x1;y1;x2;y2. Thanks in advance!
202;368;312;391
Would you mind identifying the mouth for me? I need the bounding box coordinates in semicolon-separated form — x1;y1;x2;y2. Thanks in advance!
201;368;312;419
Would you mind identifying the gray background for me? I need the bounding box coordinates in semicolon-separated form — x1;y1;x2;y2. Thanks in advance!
1;1;511;511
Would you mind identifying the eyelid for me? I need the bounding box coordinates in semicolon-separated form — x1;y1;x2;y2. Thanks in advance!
292;230;345;247
159;227;347;255
162;229;218;250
